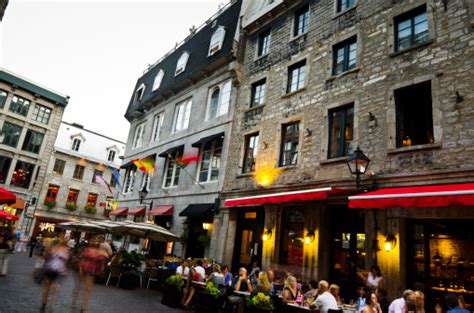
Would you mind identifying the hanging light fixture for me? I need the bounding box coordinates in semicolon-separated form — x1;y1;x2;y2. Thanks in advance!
202;222;211;230
346;146;370;189
384;234;397;252
262;229;272;241
304;230;315;245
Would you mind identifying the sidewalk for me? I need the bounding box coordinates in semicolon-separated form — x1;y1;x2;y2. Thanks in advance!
0;252;184;313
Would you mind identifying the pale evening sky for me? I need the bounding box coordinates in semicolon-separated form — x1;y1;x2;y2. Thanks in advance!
1;0;226;142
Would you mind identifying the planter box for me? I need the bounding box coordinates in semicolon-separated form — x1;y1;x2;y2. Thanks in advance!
247;306;274;313
161;285;183;308
194;291;221;313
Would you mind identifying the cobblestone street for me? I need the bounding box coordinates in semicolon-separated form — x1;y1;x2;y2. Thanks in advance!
0;253;183;313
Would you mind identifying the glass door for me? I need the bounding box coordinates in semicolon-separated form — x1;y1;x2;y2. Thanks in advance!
232;208;264;271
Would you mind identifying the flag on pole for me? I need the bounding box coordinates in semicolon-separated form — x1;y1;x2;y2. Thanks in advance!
112;169;121;188
94;174;112;193
132;156;155;175
176;153;200;168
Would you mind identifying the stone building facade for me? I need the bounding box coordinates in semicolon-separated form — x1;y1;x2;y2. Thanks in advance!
118;0;242;258
0;68;69;233
32;121;125;237
219;0;474;304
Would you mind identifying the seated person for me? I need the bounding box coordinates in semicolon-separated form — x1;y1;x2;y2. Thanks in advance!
232;267;253;292
176;260;189;279
222;265;233;286
282;275;298;305
207;264;224;286
330;284;342;306
193;260;206;282
305;280;319;304
312;280;339;313
251;271;271;296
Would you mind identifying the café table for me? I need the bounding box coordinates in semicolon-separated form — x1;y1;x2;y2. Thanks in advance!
286;303;315;312
192;280;207;287
233;290;251;296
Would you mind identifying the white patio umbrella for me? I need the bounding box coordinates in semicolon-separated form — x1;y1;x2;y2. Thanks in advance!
56;221;107;233
112;221;180;242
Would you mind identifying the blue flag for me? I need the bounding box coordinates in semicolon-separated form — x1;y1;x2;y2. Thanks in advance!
112;169;122;188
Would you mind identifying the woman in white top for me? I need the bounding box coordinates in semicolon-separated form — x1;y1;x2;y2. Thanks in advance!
366;265;383;289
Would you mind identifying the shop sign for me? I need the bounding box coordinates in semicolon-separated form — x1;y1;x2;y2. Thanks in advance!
39;222;56;232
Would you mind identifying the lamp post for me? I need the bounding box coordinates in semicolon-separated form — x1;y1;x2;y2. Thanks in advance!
346;146;370;189
138;188;153;220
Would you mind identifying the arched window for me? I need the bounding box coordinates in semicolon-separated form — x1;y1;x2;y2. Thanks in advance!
208;87;220;119
175;52;190;75
208;26;226;56
152;70;164;91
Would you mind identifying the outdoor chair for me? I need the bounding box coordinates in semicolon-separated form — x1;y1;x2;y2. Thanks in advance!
106;264;122;288
328;309;343;313
147;268;161;289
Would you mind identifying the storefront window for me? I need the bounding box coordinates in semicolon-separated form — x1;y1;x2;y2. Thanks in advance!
10;161;35;189
279;207;305;268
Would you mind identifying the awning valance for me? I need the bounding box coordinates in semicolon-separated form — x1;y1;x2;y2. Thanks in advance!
348;183;474;209
120;161;136;169
110;207;128;216
158;145;184;158
128;205;146;215
191;132;224;148
224;187;356;207
9;197;25;209
179;203;214;217
148;205;174;216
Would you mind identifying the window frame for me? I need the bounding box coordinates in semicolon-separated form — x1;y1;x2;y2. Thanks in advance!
132;122;145;149
107;150;116;162
86;193;98;208
208;26;226;56
45;184;59;202
197;137;223;183
327;104;355;159
67;188;80;204
71;138;82;151
279;122;300;167
152;70;164;91
151;112;164;142
250;79;266;107
9;95;30;117
22;129;44;154
293;5;310;37
53;159;66;175
336;0;356;13
332;36;358;75
287;60;307;94
174;99;192;132
0;156;12;184
122;168;136;194
134;84;146;103
175;52;190;76
257;28;271;57
206;80;231;120
163;150;183;188
10;161;35;189
242;133;259;174
31;104;52;125
73;164;85;180
394;6;429;52
1;122;23;148
0;89;7;109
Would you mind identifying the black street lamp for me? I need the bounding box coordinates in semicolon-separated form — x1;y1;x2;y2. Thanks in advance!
346;146;370;189
139;187;153;213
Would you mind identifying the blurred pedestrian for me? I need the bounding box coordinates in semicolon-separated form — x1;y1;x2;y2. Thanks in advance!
0;227;15;276
72;240;107;312
40;238;70;312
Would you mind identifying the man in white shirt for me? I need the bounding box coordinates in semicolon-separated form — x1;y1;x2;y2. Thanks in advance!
313;280;339;313
193;260;206;281
388;289;415;313
176;260;190;278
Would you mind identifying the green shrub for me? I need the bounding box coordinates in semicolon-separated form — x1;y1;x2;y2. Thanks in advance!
119;251;144;268
44;200;56;210
247;293;273;309
205;282;220;298
164;274;185;289
65;202;77;211
84;205;96;214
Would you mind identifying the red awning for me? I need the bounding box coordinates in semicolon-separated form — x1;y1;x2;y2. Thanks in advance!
0;210;19;221
224;187;356;207
9;197;25;209
147;205;174;216
110;207;128;216
128;205;146;215
0;187;16;205
348;183;474;209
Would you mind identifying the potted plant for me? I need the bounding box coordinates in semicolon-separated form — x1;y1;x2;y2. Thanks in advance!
44;200;56;210
118;251;143;290
161;274;184;308
247;293;274;313
66;201;77;211
194;282;222;313
84;205;96;214
197;234;210;246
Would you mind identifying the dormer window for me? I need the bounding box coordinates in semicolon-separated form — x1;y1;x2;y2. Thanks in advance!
208;26;226;56
152;70;164;91
108;150;116;162
72;138;81;151
175;52;190;76
134;84;145;103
